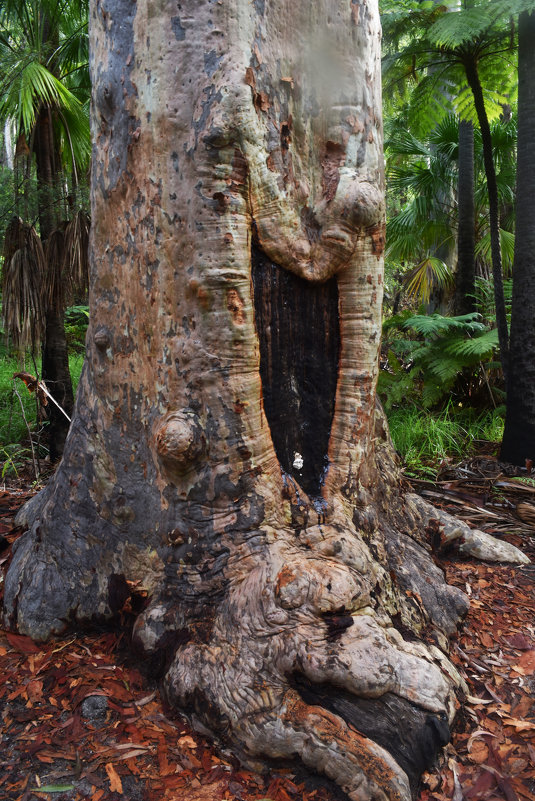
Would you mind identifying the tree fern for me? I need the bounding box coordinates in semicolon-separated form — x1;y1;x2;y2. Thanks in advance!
403;312;486;337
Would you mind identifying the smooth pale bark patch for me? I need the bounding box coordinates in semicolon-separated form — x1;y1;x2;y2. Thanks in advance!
408;495;530;565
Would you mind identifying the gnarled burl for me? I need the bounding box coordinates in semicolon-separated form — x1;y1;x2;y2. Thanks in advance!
4;2;469;799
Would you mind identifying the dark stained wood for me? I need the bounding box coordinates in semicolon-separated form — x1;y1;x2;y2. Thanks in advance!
252;244;340;497
293;675;450;798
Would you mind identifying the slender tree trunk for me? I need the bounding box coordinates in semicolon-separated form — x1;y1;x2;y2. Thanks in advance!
4;2;469;798
463;55;509;374
501;12;535;465
454;119;475;316
34;105;74;459
41;309;75;461
34;106;57;240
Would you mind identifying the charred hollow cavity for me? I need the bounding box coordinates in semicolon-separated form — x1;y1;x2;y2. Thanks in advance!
292;674;450;797
251;245;340;497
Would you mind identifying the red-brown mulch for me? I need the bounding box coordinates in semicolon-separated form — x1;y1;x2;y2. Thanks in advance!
1;470;534;801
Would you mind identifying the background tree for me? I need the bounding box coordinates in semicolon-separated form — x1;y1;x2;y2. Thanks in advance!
381;0;518;370
454;119;475;315
0;0;90;459
385;115;515;307
4;1;470;799
501;9;535;465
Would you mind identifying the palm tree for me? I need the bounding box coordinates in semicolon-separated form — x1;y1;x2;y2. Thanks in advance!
381;0;519;372
0;0;90;459
385;115;516;307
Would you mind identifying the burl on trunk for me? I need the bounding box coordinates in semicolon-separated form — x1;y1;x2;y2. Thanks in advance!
4;2;469;799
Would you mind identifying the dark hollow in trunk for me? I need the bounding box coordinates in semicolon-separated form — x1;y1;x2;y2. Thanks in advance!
252;244;340;497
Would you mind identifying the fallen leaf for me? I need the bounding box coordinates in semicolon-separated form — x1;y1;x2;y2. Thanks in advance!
513;650;535;675
177;735;197;749
466;694;493;705
105;762;123;794
5;631;41;654
504;633;533;650
502;717;535;731
468;739;489;764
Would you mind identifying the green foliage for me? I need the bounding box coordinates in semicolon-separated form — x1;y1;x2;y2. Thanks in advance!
0;349;83;450
385;113;517;307
474;276;513;323
64;303;88;352
381;0;519;135
378;312;500;410
387;405;504;479
0;0;90;170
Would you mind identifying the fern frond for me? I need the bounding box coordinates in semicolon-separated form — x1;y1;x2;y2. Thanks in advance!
443;328;499;358
427;7;494;48
404;313;484;337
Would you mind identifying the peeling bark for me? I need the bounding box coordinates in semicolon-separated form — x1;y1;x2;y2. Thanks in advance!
4;2;469;799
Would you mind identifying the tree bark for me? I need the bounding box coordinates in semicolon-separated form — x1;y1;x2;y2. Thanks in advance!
4;2;469;798
34;104;74;459
454;119;475;316
501;11;535;465
463;54;509;375
41;308;75;462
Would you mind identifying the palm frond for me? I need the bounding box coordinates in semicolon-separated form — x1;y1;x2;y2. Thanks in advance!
63;209;89;295
475;228;515;275
403;258;454;304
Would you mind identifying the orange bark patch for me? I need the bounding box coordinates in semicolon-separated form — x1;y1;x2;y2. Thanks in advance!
369;222;385;258
321;141;345;202
229;148;248;189
226;289;246;325
275;565;298;593
245;68;270;113
282;692;406;801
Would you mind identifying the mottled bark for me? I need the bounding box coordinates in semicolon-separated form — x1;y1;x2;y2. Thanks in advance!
501;11;535;465
4;2;469;799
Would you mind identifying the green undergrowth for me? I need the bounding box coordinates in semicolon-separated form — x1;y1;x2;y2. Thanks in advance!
0;350;84;470
387;405;504;479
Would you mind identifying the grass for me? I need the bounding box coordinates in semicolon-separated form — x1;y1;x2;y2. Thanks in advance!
0;349;84;455
387;405;505;479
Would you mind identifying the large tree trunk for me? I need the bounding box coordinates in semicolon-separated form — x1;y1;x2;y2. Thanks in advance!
4;2;469;798
501;11;535;465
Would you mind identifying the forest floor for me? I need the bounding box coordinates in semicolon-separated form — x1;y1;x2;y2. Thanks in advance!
1;456;535;801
